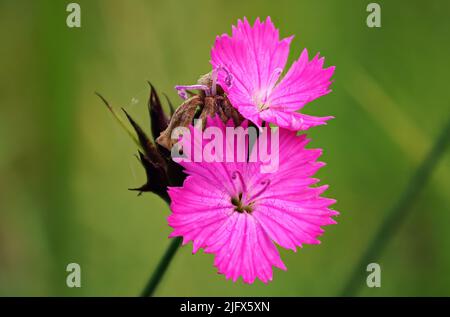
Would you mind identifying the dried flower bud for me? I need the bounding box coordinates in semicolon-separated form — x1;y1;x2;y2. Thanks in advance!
147;81;169;141
130;151;169;201
100;76;245;201
121;86;186;201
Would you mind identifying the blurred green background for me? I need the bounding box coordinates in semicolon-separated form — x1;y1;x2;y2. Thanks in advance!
0;0;449;296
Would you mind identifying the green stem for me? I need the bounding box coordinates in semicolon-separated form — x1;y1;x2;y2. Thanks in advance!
341;117;450;296
141;236;182;297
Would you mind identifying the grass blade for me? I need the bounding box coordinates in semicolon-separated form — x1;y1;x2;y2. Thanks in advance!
341;117;450;296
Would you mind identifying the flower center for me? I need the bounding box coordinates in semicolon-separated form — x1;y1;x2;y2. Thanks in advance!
254;91;269;112
231;192;253;214
255;67;282;112
230;170;271;214
258;102;269;112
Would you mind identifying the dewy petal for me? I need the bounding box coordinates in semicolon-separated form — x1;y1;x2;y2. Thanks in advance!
211;17;292;126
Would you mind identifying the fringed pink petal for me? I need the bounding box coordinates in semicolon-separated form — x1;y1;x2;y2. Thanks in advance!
210;18;335;130
269;49;335;112
211;17;292;127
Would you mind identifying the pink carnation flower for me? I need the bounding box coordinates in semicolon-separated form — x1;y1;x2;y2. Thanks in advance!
211;17;335;131
168;117;338;283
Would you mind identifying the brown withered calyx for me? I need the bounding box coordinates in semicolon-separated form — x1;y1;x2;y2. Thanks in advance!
156;72;245;150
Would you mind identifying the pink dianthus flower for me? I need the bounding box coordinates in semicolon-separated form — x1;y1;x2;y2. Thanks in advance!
168;116;338;283
211;17;335;131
